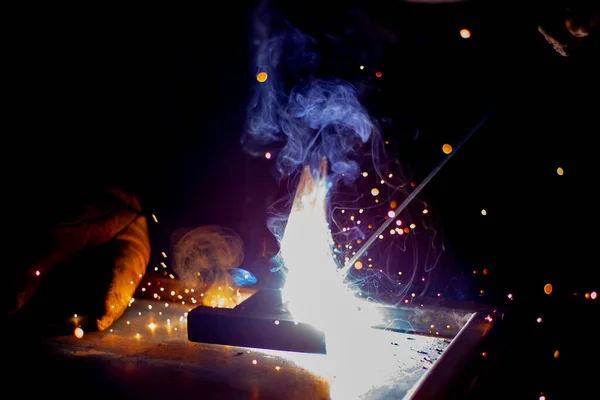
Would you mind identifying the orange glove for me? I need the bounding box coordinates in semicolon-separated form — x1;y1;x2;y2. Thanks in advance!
6;188;150;332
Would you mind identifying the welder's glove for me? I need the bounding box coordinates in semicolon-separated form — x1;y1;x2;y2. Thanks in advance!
6;188;150;332
538;3;599;56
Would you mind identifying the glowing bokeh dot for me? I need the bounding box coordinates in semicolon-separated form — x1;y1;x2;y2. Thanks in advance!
544;283;553;295
375;71;382;78
557;167;564;175
442;144;453;154
371;188;380;196
481;209;487;216
354;260;364;270
460;28;471;39
264;151;272;159
256;71;268;82
74;327;84;339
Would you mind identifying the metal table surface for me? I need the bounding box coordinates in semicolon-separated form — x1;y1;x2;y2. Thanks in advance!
7;278;496;400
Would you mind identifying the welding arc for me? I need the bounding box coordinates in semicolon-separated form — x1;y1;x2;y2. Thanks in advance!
340;111;492;275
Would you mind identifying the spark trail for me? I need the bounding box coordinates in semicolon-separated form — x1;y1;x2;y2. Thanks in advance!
340;112;492;275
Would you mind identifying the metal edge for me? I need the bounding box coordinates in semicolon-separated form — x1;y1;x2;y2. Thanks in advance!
405;311;490;399
187;306;327;353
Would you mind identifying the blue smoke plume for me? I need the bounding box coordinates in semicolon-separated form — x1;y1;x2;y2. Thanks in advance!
242;1;386;276
242;1;383;188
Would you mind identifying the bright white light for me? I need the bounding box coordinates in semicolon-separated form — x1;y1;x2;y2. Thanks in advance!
279;163;393;397
280;164;382;331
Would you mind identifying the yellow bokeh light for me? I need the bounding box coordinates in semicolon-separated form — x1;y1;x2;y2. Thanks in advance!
442;144;453;154
354;261;363;270
371;188;379;196
544;283;553;295
390;200;397;209
557;167;564;176
460;29;471;39
553;350;560;359
256;71;268;83
74;327;84;339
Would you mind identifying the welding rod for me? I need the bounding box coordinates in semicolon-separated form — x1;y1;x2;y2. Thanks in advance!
340;111;492;275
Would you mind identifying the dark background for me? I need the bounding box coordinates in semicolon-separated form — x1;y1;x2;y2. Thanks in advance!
8;0;599;398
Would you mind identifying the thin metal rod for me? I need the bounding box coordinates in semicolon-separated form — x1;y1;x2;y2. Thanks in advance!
340;112;492;274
